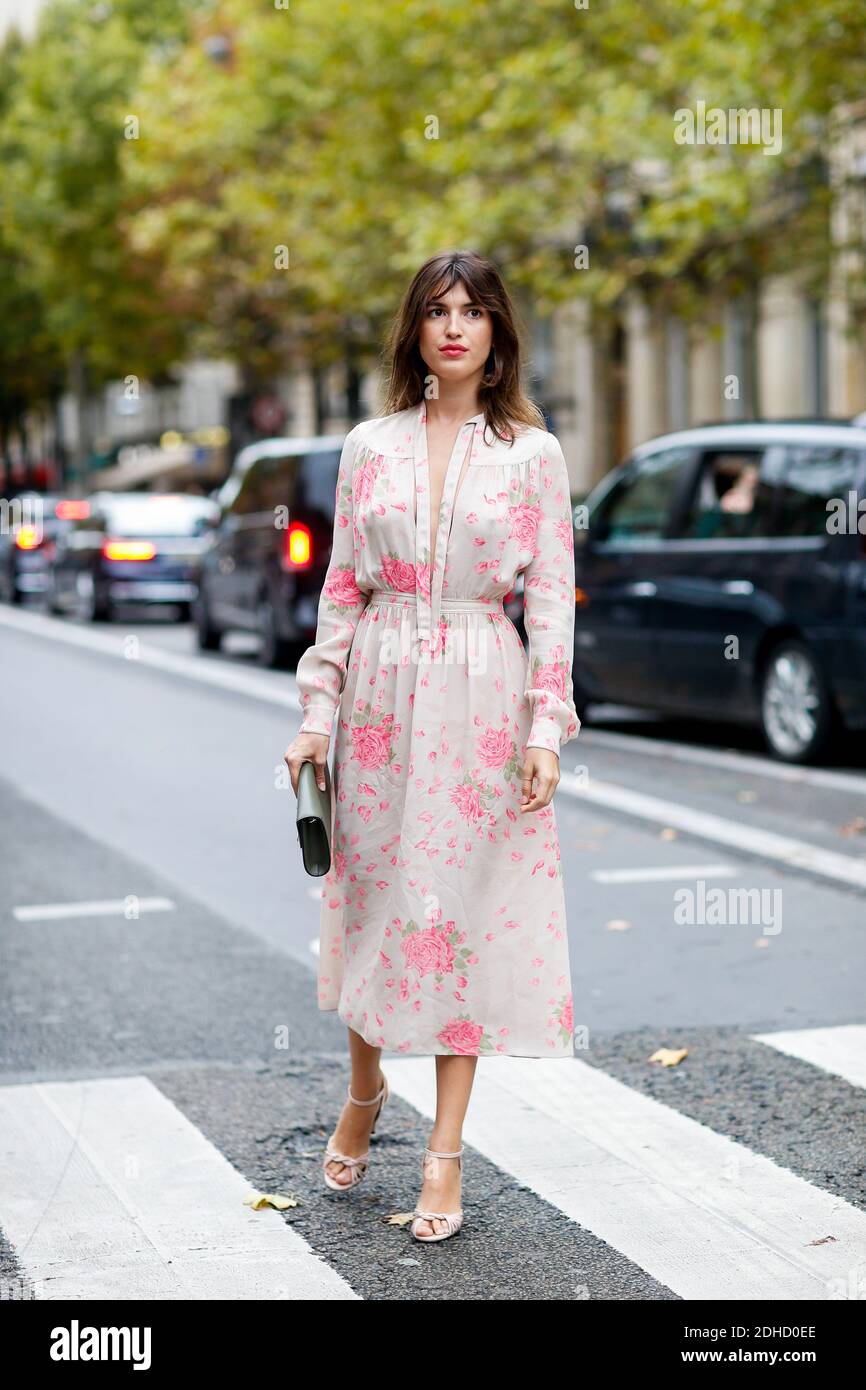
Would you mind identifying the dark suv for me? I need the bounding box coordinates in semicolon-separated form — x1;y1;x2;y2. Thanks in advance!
193;435;347;666
572;420;866;763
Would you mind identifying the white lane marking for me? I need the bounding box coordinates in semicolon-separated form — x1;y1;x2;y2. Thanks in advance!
559;769;866;891
13;897;175;922
385;1056;866;1301
591;864;737;884
579;726;866;798
5;603;866;891
0;1075;358;1301
752;1025;866;1091
0;604;300;710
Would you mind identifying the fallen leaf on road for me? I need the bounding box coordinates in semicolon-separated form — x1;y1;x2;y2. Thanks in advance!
648;1047;688;1067
808;1235;838;1246
243;1191;298;1211
838;817;866;836
660;828;678;840
384;1211;416;1227
605;919;632;931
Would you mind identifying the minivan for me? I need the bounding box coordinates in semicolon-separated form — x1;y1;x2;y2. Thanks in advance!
571;420;866;763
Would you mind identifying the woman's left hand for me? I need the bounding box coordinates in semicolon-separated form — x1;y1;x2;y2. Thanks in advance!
520;748;560;812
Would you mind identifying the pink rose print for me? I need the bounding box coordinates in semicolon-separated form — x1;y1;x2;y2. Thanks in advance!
437;1018;484;1054
508;501;541;550
561;994;573;1034
323;564;363;610
350;708;398;770
415;561;431;600
450;775;492;825
532;659;569;701
353;452;383;509
402;927;455;977
476;724;512;770
379;553;417;592
397;918;475;985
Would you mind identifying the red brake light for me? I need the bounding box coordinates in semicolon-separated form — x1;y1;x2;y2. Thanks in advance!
55;499;90;520
102;539;157;561
284;522;313;569
15;526;41;550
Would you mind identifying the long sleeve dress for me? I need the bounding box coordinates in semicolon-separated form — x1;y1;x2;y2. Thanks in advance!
294;399;581;1057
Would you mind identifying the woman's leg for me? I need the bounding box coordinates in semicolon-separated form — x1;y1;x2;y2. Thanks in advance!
414;1054;477;1236
325;1027;385;1186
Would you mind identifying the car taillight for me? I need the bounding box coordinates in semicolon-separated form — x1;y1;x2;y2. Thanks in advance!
102;539;157;561
284;522;313;569
15;526;41;550
55;499;90;520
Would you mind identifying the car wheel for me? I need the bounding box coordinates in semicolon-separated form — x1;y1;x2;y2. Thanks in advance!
759;640;836;763
194;588;222;651
77;572;111;622
258;596;293;669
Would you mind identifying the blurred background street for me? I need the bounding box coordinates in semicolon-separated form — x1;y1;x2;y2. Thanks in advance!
1;0;866;1309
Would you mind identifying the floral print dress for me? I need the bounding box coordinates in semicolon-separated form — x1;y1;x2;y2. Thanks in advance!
294;400;580;1056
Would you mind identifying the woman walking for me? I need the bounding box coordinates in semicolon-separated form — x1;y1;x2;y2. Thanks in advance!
283;249;580;1242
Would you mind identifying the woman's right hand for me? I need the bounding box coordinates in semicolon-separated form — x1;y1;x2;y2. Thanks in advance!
284;731;331;794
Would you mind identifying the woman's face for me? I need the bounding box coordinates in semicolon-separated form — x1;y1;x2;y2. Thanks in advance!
417;281;494;395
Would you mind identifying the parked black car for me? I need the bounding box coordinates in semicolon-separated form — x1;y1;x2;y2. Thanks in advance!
0;493;91;604
194;432;529;668
48;492;219;621
571;420;866;763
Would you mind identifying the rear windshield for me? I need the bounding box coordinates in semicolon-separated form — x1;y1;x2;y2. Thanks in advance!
101;501;217;537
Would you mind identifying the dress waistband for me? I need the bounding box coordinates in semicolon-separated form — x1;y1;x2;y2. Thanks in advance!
367;589;504;613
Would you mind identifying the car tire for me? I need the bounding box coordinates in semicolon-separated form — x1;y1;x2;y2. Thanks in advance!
758;639;836;764
194;589;222;651
77;572;111;622
258;596;294;669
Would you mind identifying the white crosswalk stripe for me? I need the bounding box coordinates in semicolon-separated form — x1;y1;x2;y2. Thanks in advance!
0;1075;358;1301
1;1028;864;1300
751;1024;866;1091
387;1042;866;1301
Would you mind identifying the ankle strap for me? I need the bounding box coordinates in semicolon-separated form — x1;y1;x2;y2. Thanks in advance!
425;1146;463;1159
347;1079;385;1106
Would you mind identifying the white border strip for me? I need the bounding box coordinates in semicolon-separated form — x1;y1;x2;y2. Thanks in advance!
0;1075;358;1301
560;769;866;890
386;1056;866;1301
14;897;175;922
751;1025;866;1091
578;726;866;797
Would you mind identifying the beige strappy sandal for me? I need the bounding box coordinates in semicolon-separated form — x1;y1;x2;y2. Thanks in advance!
410;1145;465;1242
322;1072;390;1192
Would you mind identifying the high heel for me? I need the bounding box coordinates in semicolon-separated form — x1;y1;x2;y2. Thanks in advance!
322;1071;390;1192
410;1145;464;1242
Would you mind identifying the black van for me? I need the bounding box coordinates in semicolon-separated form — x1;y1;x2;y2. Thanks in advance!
572;421;866;763
193;435;346;667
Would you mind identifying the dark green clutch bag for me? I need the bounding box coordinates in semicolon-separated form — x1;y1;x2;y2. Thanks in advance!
296;759;333;876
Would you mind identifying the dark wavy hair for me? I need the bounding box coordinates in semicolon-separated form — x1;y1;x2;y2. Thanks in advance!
380;250;546;445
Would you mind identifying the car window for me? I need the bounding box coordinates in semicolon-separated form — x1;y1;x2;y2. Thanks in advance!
101;501;217;537
677;450;774;540
763;444;864;537
598;448;694;541
304;450;342;512
230;461;267;516
256;454;302;514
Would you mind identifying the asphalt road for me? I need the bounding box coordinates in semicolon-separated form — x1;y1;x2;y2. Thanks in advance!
1;601;865;1303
